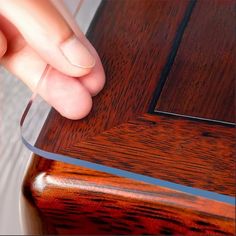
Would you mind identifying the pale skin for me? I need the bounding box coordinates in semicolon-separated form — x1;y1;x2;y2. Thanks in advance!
0;0;105;120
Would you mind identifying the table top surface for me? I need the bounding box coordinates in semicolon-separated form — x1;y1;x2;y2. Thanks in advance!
31;0;235;198
22;1;235;234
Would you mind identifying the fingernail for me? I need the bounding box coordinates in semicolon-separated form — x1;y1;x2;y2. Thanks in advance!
60;35;95;69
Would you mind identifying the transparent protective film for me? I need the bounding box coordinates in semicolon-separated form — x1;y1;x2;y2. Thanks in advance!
19;0;234;205
20;69;235;206
20;65;51;149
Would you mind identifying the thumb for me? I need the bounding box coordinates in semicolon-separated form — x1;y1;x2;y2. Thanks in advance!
0;30;7;58
0;0;95;77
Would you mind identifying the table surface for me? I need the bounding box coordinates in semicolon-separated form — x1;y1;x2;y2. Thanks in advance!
22;0;235;235
0;1;99;234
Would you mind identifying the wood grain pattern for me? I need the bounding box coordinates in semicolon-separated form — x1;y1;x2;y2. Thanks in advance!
33;0;236;195
36;0;189;151
22;160;235;235
155;0;235;123
21;0;236;234
61;114;235;196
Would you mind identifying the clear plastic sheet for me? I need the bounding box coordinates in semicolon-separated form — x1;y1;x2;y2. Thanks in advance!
19;0;234;205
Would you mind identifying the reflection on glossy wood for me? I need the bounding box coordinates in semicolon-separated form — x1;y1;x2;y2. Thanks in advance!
22;0;235;234
23;160;235;235
156;0;235;123
64;114;235;196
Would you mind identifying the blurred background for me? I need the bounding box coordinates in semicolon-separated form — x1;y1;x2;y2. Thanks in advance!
0;0;100;234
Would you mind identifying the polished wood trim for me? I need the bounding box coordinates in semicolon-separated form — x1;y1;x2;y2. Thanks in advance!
22;160;235;235
22;0;235;234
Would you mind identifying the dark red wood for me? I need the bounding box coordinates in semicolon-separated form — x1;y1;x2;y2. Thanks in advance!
61;114;235;195
22;160;235;235
155;0;235;123
36;0;189;151
21;0;236;234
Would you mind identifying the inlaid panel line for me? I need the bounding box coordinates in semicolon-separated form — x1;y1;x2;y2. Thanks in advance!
154;111;235;127
148;0;197;113
155;0;235;123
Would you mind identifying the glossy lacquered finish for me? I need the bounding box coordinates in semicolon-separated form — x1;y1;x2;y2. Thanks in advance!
22;0;235;235
36;0;189;151
156;0;235;123
42;114;235;195
23;161;235;235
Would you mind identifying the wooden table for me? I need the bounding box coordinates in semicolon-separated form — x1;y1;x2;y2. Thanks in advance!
21;0;235;234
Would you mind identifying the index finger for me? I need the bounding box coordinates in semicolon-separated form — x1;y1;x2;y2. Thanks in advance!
0;0;96;77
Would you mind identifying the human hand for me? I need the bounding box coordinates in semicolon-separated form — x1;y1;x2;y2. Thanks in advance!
0;0;105;119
